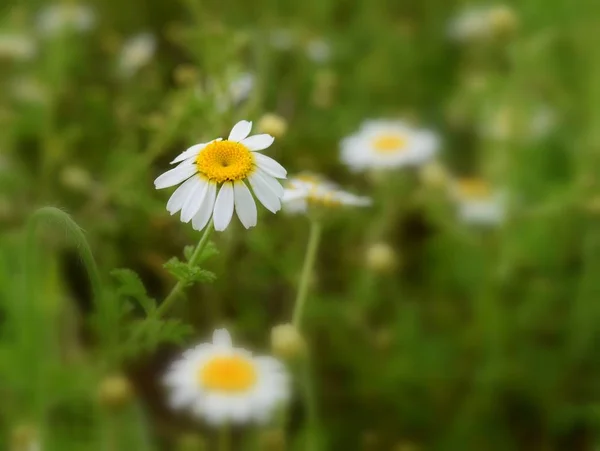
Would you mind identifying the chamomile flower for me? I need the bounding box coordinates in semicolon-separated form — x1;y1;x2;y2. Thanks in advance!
117;33;156;77
340;120;439;172
448;4;518;42
282;173;371;214
154;120;287;232
164;329;289;425
451;178;505;225
37;4;95;36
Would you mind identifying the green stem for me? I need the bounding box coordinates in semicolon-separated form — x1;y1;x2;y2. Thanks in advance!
301;356;319;451
218;423;231;451
154;223;214;318
292;221;322;328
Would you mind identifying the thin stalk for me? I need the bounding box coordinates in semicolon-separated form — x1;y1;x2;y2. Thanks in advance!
218;424;231;451
292;221;322;328
154;223;214;318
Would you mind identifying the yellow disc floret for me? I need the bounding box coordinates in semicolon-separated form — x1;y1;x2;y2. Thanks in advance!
198;355;258;393
196;140;255;183
372;134;407;153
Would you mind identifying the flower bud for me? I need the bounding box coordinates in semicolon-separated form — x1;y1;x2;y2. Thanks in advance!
418;161;449;189
97;374;134;409
257;113;288;138
365;242;398;274
270;323;306;360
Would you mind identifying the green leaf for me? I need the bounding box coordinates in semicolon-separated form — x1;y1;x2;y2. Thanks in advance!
163;257;217;287
123;318;193;356
111;269;156;314
184;241;219;263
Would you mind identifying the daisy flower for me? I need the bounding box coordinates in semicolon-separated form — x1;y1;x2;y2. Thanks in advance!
37;4;96;36
282;173;371;214
340;120;439;172
447;6;490;42
451;178;505;225
164;329;289;425
154;120;287;232
117;32;156;77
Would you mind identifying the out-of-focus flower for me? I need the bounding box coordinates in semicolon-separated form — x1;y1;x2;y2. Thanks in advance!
0;34;36;61
365;242;398;273
117;32;156;77
447;4;518;42
164;328;289;425
305;38;331;64
418;161;449;189
154;120;286;232
10;424;40;451
282;173;371;214
257;113;288;138
268;28;295;51
481;104;558;142
97;374;134;409
451;178;505;225
271;324;306;360
37;4;96;36
209;72;255;112
228;72;254;106
341;120;439;172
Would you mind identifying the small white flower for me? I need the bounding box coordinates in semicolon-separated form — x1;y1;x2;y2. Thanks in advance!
118;33;156;77
154;120;287;232
37;4;95;36
305;38;331;64
340;119;439;172
480;104;558;142
447;7;490;42
0;34;36;61
209;72;255;112
451;178;505;225
164;329;289;425
282;173;371;214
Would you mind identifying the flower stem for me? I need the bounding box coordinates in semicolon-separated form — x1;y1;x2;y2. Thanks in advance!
155;223;214;318
218;423;231;451
292;221;322;328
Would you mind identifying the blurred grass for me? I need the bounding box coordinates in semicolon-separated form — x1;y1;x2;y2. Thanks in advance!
2;0;600;449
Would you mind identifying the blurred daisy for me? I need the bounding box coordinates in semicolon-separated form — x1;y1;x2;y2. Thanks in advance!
340;120;439;172
164;328;289;425
209;72;255;112
37;4;95;35
305;38;331;64
117;32;156;77
0;34;36;61
154;120;287;232
481;104;557;141
448;4;518;42
451;178;505;225
282;173;371;214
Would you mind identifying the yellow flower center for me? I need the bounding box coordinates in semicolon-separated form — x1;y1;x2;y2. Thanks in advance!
198;355;258;393
457;178;491;200
372;134;407;153
196;140;254;183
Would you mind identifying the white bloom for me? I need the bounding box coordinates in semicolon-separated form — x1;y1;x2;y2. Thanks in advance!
481;104;558;142
451;178;505;225
118;33;156;77
37;4;96;35
154;120;287;232
164;329;289;425
447;7;490;42
209;72;255;112
306;38;331;63
340;120;439;172
0;34;36;61
282;173;371;214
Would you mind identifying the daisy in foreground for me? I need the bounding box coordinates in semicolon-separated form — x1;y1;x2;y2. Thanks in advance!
340;119;439;172
451;177;505;225
154;120;287;232
164;329;289;425
282;173;371;214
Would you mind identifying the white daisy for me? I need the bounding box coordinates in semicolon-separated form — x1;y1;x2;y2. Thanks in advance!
117;32;156;77
37;4;95;36
0;34;36;61
154;120;287;232
447;6;490;42
282;173;371;214
451;178;505;225
164;329;289;425
340;119;439;172
305;38;331;64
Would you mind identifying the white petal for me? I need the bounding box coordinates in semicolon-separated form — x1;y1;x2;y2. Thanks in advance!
170;143;204;164
166;176;199;215
248;172;281;213
240;134;274;151
212;329;232;347
233;181;257;229
255;169;284;197
213;182;235;231
253;152;287;179
228;120;252;142
191;182;216;231
180;177;208;223
154;163;197;189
